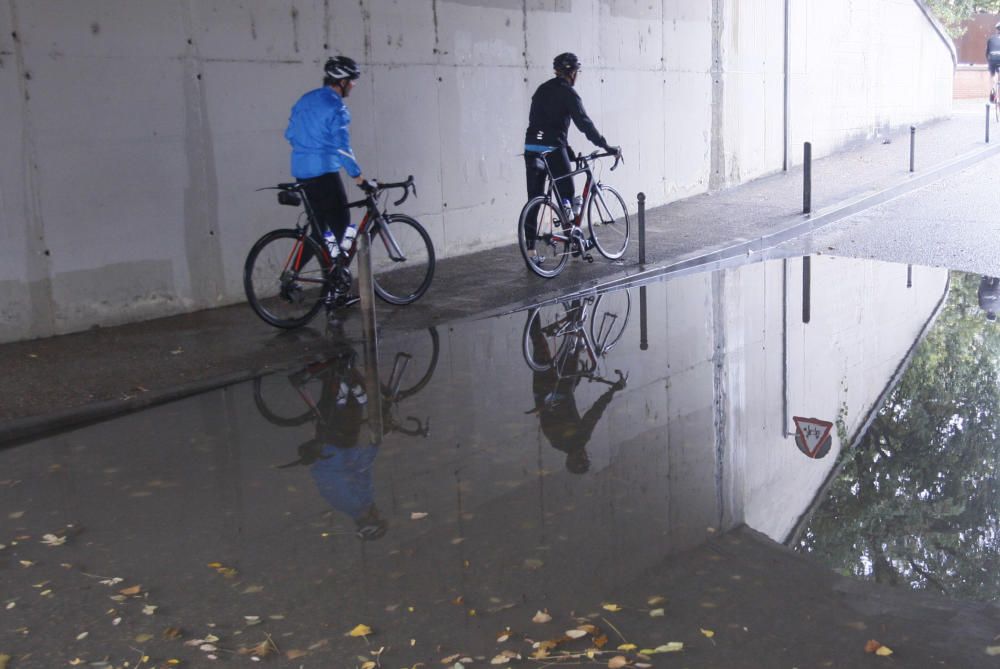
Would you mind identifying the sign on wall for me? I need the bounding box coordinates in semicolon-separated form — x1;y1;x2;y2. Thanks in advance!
792;416;834;459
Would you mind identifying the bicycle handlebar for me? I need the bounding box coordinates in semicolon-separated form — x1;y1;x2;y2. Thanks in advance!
365;175;417;207
578;149;624;171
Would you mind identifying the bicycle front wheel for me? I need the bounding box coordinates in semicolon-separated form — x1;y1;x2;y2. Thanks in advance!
587;185;630;260
378;327;440;401
244;229;329;328
518;196;570;278
370;214;435;305
589;289;632;354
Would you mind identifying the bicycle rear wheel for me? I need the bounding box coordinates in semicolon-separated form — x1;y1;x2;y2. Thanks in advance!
244;229;329;328
518;196;571;278
589;288;631;354
587;184;630;260
378;327;440;401
522;301;583;371
370;214;435;305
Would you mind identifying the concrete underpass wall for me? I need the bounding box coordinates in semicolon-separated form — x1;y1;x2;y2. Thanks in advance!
0;1;954;343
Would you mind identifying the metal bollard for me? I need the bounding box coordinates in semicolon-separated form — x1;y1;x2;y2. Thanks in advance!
988;104;992;144
802;142;812;214
639;285;648;351
356;232;383;443
637;192;646;265
909;126;915;173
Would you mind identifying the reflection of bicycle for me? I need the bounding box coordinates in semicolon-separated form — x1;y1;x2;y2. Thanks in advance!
244;177;435;329
517;150;630;278
993;79;1000;122
523;290;631;379
253;328;439;438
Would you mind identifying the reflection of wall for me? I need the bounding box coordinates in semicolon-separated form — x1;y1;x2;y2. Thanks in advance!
0;1;953;342
729;257;949;541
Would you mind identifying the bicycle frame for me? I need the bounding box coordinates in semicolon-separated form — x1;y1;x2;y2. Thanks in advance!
539;150;618;233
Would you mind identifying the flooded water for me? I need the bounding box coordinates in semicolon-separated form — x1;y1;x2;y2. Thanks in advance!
1;255;997;667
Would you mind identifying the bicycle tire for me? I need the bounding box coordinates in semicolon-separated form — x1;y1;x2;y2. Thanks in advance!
518;196;571;278
370;214;435;305
589;289;631;354
252;373;317;427
378;327;440;401
587;184;630;260
522;301;582;372
995;97;999;123
244;229;330;329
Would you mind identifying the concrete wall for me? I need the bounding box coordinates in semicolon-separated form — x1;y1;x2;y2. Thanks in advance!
0;0;954;343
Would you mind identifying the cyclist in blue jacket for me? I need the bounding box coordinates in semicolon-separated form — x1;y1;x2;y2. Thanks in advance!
285;56;371;264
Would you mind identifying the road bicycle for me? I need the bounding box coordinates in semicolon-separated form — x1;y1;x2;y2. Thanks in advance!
253;327;439;439
244;177;435;329
992;78;1000;122
517;149;630;278
522;288;632;380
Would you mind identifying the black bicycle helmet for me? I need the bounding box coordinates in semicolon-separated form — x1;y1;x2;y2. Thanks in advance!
553;52;581;73
325;55;361;81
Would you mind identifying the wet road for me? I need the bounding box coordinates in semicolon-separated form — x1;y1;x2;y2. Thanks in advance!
3;256;1000;668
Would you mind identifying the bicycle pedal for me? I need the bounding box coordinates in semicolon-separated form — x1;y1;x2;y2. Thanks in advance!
583;254;594;263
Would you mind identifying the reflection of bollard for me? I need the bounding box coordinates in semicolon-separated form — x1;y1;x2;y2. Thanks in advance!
909;126;915;173
357;231;383;443
907;264;912;289
802;142;812;214
639;285;648;351
637;192;646;265
988;104;992;144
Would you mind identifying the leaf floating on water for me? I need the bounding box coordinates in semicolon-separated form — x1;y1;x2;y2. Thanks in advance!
410;512;428;520
700;628;715;638
532;610;552;624
360;662;376;669
0;654;9;669
76;632;89;641
647;595;665;606
602;603;622;612
163;627;183;639
135;633;154;643
649;608;664;617
244;616;262;626
119;585;142;597
607;656;628;669
876;646;894;656
348;624;373;637
565;629;588;639
985;646;1000;656
142;605;158;616
99;577;124;587
523;558;544;570
617;643;637;651
286;649;308;660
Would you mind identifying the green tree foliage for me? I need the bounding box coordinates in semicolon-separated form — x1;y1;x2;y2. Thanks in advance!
925;0;1000;38
798;272;1000;602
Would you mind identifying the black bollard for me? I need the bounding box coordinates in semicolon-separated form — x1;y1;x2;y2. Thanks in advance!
803;142;812;214
637;192;646;265
639;285;648;351
909;126;915;173
988;104;992;144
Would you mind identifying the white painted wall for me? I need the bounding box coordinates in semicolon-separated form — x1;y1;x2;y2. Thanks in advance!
0;0;954;342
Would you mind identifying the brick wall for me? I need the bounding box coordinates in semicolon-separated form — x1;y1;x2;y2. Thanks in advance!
955;65;991;99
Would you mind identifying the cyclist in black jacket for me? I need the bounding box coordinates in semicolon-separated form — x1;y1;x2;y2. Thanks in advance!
523;53;619;260
989;23;1000;101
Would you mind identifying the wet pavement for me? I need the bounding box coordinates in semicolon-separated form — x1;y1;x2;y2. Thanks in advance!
4;255;1000;668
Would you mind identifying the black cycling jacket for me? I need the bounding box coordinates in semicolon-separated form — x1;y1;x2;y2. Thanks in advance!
524;77;608;149
988;35;1000;61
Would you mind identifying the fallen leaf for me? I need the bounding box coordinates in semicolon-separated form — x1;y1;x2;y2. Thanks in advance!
18;561;33;568
360;662;376;669
119;585;142;597
41;533;67;546
602;603;622;612
647;596;666;606
489;655;510;665
76;632;88;641
204;634;220;643
164;627;183;639
410;512;428;520
244;615;262;626
986;646;1000;656
242;585;264;595
0;655;9;669
655;642;684;653
700;628;715;638
441;654;461;664
238;640;274;658
594;635;609;648
199;644;218;652
864;639;883;654
142;605;158;615
608;656;628;668
206;562;223;568
532;610;552;623
523;558;544;570
566;629;588;639
617;643;637;651
135;634;154;643
649;608;664;617
4;603;14;610
69;659;84;666
348;624;373;637
875;646;893;656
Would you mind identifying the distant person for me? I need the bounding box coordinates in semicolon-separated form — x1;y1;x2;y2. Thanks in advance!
988;23;1000;101
284;55;372;306
979;276;1000;321
522;53;620;264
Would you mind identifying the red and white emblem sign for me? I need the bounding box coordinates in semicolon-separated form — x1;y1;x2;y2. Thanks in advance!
793;416;833;459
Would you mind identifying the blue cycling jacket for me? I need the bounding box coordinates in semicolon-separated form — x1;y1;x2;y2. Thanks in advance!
285;87;362;180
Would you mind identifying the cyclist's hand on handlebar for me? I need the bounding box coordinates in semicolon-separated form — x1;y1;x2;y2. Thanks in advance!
358;178;378;194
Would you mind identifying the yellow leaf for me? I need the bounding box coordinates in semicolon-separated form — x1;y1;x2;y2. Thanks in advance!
647;595;666;606
206;562;223;568
0;654;9;669
602;603;622;612
348;624;373;637
875;646;893;656
361;663;377;669
119;585;142;596
700;628;715;638
167;661;181;666
617;643;637;651
655;642;684;653
69;660;84;667
986;646;1000;656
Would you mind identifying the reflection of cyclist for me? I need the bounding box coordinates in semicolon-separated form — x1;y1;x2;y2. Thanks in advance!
979;276;1000;322
278;350;386;540
522;53;619;262
527;303;627;474
988;24;1000;101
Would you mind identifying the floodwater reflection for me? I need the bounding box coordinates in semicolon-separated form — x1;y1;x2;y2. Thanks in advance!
5;255;997;666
